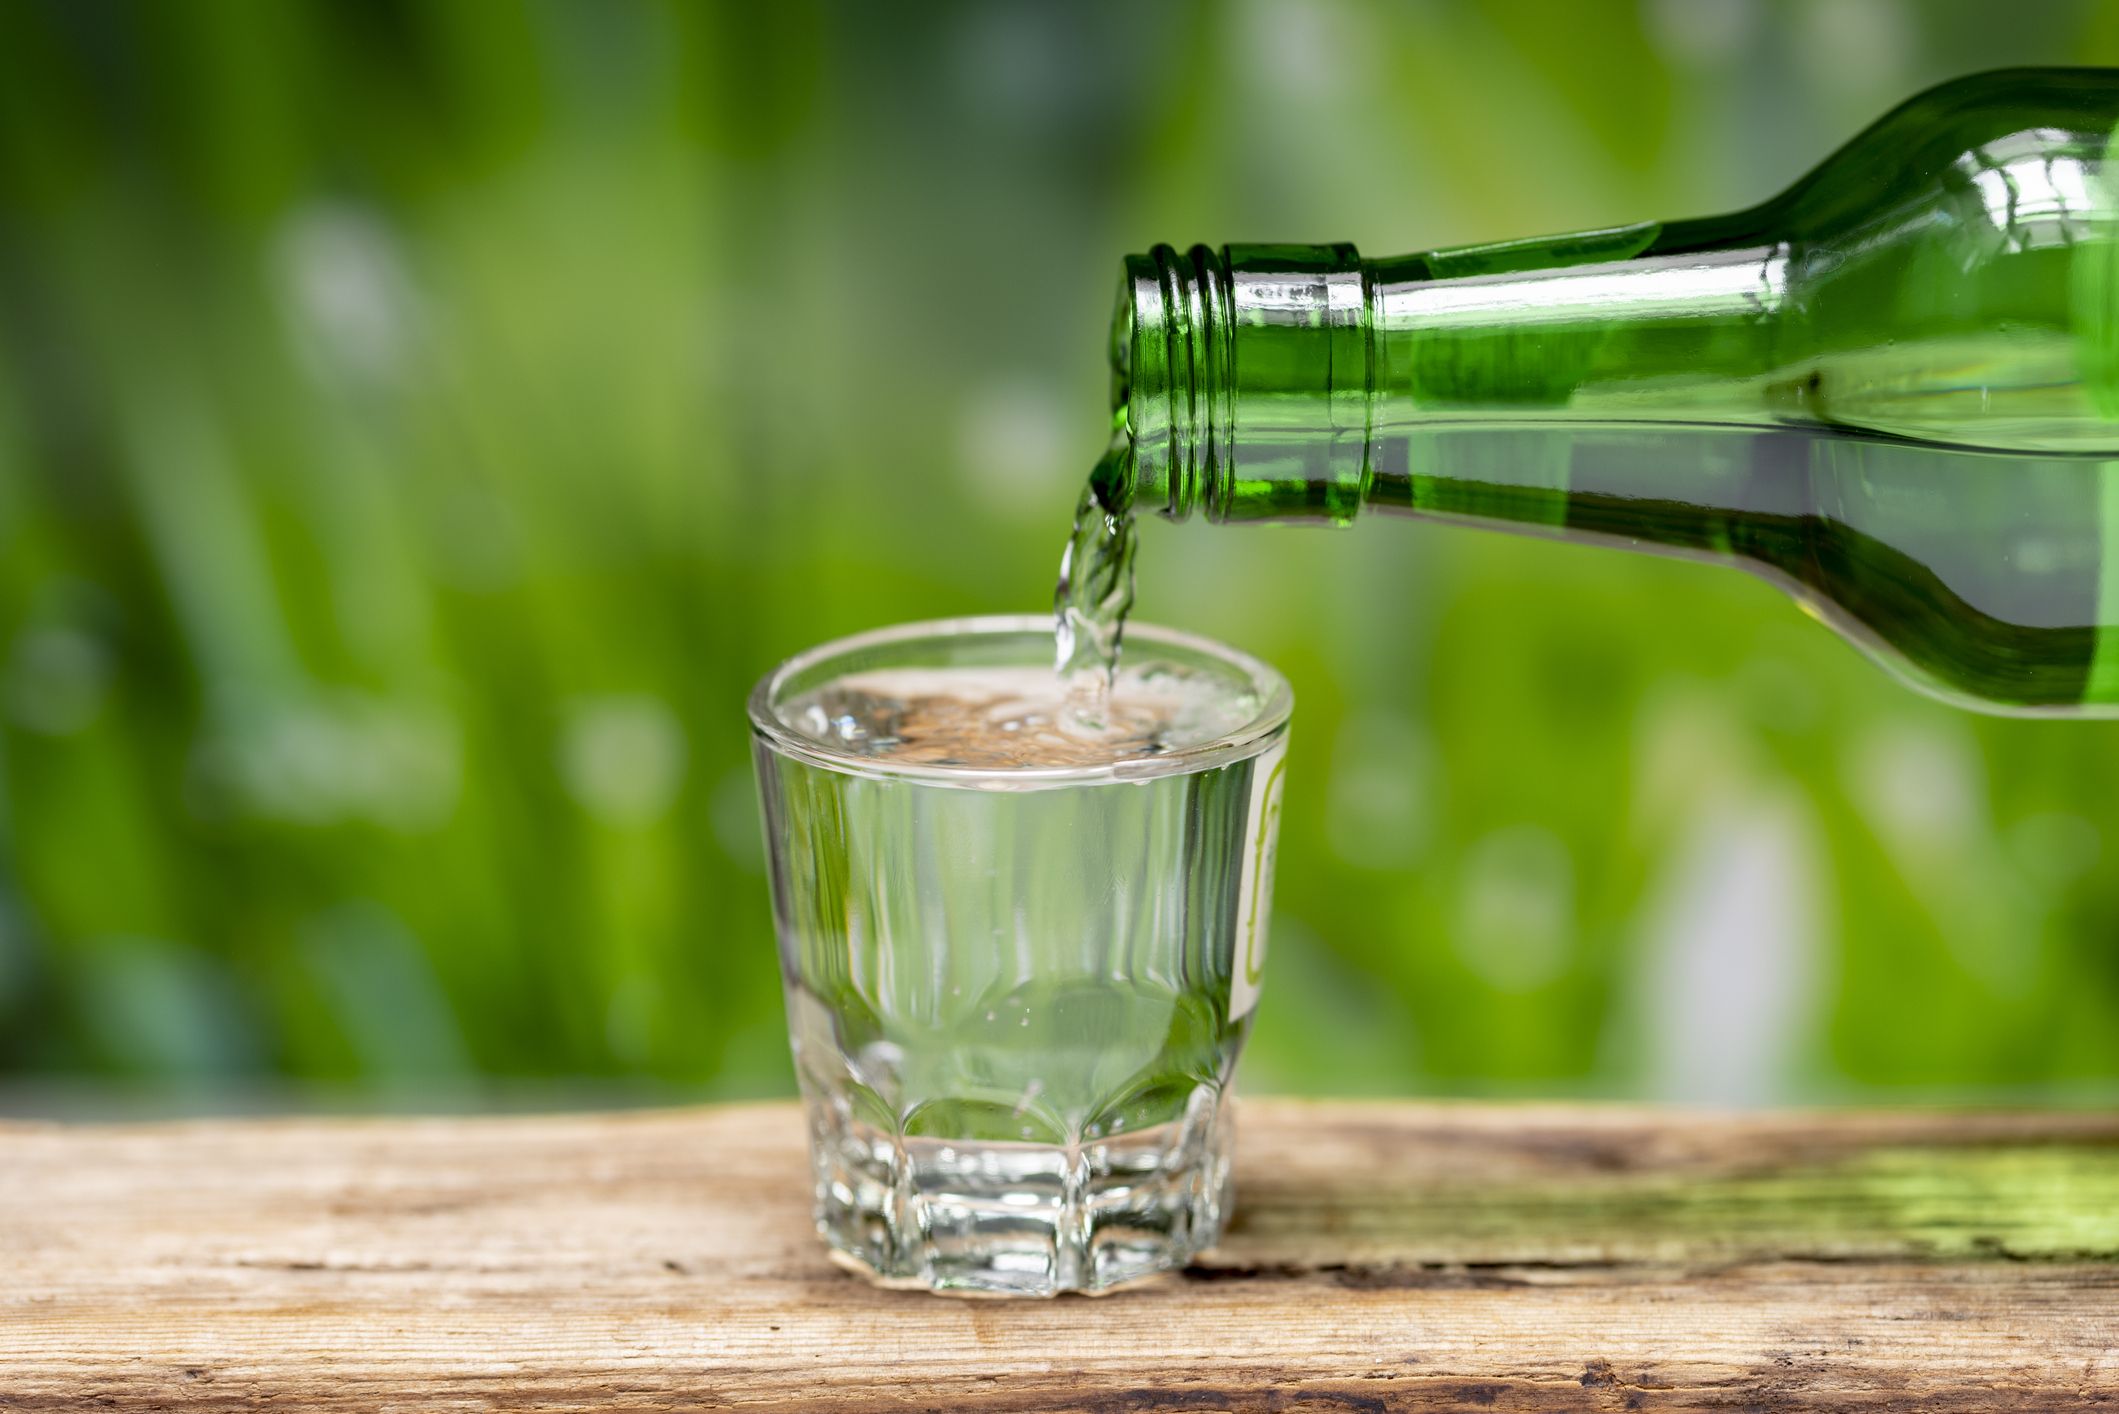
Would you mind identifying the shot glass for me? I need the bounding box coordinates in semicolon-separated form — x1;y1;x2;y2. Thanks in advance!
748;616;1291;1296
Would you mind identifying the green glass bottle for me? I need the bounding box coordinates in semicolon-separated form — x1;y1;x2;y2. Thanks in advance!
1107;67;2119;715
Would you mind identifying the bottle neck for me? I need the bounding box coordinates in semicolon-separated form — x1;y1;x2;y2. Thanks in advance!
1115;234;1805;524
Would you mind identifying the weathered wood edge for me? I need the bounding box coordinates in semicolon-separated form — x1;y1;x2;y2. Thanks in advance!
2;1099;2115;1411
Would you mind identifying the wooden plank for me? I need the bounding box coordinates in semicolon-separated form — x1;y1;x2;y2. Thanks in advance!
2;1100;2115;1410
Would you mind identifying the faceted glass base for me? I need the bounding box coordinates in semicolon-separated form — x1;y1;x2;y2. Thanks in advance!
801;1083;1233;1296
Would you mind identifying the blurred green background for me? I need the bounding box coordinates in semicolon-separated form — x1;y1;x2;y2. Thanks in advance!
4;0;2118;1113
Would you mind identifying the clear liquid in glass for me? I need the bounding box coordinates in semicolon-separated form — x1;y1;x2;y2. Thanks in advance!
753;621;1288;1295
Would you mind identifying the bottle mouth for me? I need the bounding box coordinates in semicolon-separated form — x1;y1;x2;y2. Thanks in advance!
1109;264;1134;435
1114;244;1232;522
1112;242;1373;525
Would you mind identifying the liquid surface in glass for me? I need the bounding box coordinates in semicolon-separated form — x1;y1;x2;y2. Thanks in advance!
781;658;1257;771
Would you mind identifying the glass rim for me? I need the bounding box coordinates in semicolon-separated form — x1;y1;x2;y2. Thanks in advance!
746;614;1293;787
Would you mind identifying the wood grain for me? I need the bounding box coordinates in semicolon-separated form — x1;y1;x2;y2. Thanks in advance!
3;1100;2116;1410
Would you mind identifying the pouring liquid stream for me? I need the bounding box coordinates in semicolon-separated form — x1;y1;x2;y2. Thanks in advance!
1052;437;1138;727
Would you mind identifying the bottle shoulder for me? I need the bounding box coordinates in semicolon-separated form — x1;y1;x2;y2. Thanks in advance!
1672;68;2119;249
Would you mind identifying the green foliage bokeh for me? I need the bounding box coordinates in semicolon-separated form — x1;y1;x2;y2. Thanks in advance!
2;0;2117;1106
